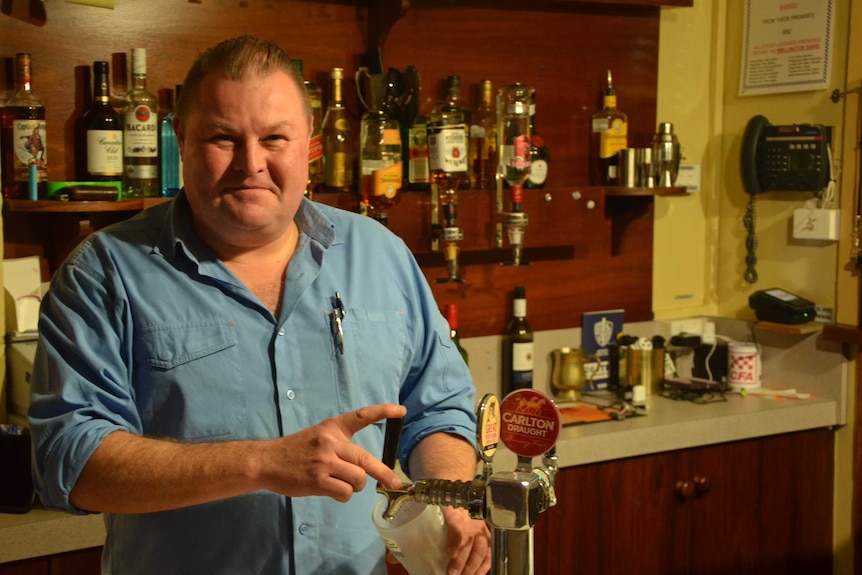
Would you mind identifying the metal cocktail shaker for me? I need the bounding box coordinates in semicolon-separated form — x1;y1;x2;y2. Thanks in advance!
652;122;680;187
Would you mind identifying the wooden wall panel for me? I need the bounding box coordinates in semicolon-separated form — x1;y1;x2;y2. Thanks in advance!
2;0;669;337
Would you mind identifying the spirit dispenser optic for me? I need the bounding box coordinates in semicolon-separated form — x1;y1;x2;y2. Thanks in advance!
497;84;533;266
377;389;560;575
428;78;470;283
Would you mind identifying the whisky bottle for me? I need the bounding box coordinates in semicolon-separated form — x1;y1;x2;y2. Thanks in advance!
160;85;183;197
470;80;497;190
78;61;123;183
321;68;354;193
294;59;323;199
590;69;628;186
122;48;159;198
501;286;534;396
427;79;469;194
445;303;469;366
1;53;47;199
524;92;549;189
432;76;471;190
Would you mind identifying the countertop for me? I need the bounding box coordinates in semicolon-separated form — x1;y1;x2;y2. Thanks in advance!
0;391;840;564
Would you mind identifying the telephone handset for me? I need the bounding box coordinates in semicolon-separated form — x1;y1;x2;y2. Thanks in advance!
740;115;831;195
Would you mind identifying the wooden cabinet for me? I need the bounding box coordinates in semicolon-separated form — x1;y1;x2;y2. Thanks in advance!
535;429;835;574
0;547;101;575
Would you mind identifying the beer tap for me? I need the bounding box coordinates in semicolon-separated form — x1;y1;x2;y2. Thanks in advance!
377;389;561;575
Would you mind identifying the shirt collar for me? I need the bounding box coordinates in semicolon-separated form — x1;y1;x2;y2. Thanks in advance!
154;191;337;263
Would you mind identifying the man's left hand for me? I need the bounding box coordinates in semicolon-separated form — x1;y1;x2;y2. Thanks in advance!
440;506;491;575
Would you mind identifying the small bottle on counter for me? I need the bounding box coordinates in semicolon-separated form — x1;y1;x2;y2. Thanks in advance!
444;303;469;366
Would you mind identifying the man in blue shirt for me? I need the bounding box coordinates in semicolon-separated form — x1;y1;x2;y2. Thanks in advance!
29;36;490;575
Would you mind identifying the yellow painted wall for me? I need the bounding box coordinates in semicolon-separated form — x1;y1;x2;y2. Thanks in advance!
656;2;856;572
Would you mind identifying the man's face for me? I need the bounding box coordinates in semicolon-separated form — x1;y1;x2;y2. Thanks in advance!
175;70;311;249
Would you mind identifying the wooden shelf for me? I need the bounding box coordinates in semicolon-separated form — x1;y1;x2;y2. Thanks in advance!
4;198;170;213
754;320;825;335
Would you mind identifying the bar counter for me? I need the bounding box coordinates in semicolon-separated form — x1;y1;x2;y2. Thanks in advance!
0;391;839;564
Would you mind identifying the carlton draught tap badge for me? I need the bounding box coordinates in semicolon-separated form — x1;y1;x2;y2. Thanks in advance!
499;389;561;458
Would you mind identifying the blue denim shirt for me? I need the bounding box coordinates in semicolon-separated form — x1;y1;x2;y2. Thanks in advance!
29;193;476;575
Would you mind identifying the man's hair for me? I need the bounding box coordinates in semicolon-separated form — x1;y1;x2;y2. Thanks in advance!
175;35;310;128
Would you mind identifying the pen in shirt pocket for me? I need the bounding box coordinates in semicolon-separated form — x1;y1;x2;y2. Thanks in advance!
330;291;346;355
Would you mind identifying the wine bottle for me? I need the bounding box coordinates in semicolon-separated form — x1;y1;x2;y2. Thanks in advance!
590;69;628;186
524;92;549;189
321;68;354;194
294;59;323;199
160;85;183;197
470;80;497;190
76;61;123;184
444;303;469;366
122;48;159;198
1;53;47;199
501;286;534;397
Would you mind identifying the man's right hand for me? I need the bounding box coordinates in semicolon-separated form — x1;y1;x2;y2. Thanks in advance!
258;403;407;502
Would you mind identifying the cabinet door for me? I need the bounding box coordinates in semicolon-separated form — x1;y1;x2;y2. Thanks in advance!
687;430;834;575
535;449;690;575
534;429;834;575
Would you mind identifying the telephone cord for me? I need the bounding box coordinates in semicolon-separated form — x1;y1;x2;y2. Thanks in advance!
744;193;758;284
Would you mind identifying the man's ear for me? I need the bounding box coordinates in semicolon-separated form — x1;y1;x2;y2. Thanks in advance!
173;116;185;155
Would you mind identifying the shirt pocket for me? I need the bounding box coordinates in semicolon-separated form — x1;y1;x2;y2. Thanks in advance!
331;308;408;414
136;321;244;441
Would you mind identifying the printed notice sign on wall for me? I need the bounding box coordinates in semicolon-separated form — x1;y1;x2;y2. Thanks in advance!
65;0;114;8
738;0;834;96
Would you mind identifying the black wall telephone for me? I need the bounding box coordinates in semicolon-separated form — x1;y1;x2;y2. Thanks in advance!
739;115;833;284
740;115;832;195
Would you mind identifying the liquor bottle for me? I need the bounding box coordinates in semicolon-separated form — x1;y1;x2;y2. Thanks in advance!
501;286;534;396
321;68;354;193
444;303;469;366
295;59;323;199
122;48;159;198
1;53;47;199
524;92;549;189
406;114;431;191
160;85;183;197
358;80;402;219
427;79;469;194
77;61;123;183
432;76;471;190
590;69;628;186
470;80;497;190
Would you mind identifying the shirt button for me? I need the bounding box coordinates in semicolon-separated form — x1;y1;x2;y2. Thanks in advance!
159;351;173;361
278;327;286;336
299;523;311;535
286;390;296;400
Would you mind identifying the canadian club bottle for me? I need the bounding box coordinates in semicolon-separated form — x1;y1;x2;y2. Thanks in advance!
78;61;123;183
501;286;534;396
122;48;159;197
321;68;354;193
1;53;47;199
524;92;549;189
444;304;469;366
590;69;628;186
